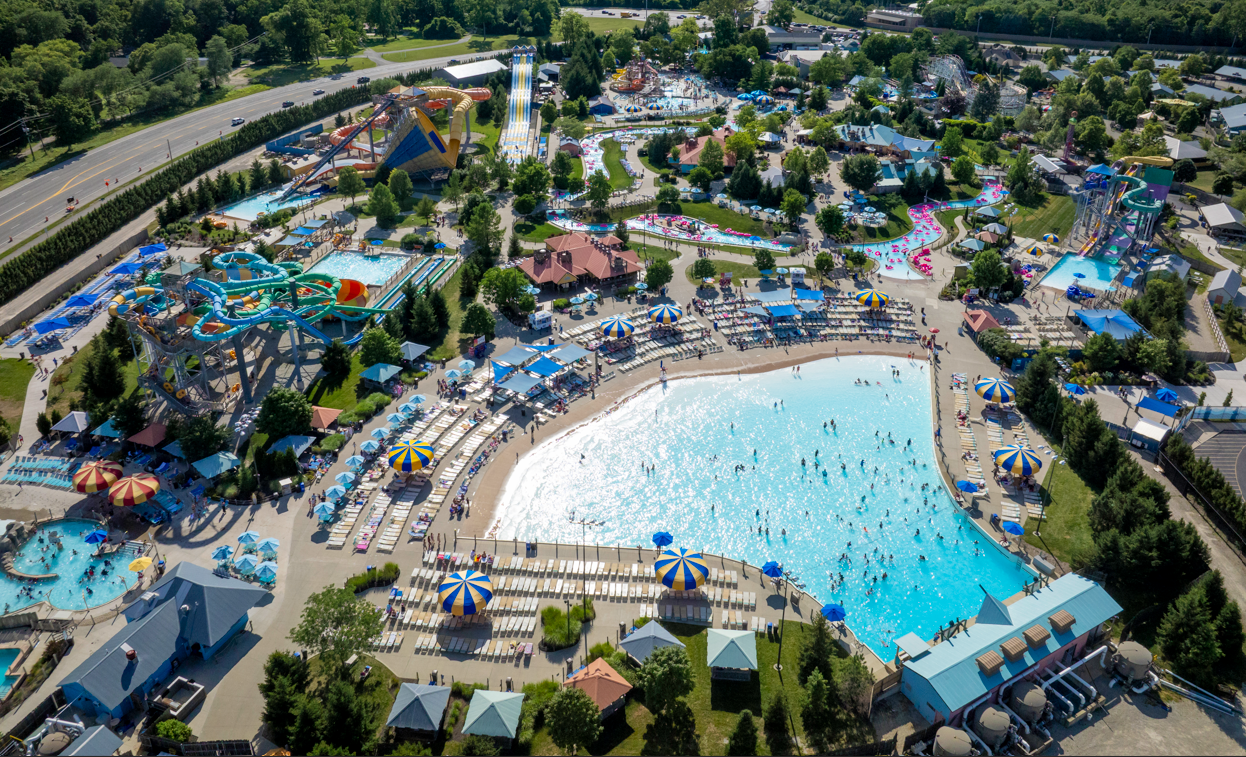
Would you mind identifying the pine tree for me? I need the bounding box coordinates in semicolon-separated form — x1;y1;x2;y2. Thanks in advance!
428;288;450;332
409;296;438;344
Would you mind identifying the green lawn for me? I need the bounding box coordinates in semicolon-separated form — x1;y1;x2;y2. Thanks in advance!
0;358;35;431
305;354;365;411
0;83;271;193
850;193;914;243
366;35;465;53
46;341;140;418
572;156;585;183
684;259;762;284
515;221;564;243
1186;169;1222;194
634;244;679;263
471;120;502;156
428;264;469;362
601;139;634;190
1022;451;1097;569
245;58;376;87
670;201;768;237
528;621;871;756
1008;193;1077;241
383;35;528;63
788;6;860;29
1216;309;1246;362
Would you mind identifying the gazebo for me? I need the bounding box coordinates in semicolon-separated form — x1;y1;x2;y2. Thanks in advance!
386;683;451;742
192;452;241;480
564;658;632;719
127;423;167;448
52;411;91;434
462;690;524;745
620;621;685;664
311;406;342;430
707;629;757;680
360;363;402;389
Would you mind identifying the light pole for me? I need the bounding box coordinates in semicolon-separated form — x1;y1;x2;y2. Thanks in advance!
773;579;787;675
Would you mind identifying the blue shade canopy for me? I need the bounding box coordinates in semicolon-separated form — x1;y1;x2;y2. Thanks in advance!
955;480;979;493
269;435;315;457
191;452;240;478
549;344;592;364
137;243;168;256
652;531;673;547
360;440;381;453
445;369;463;379
494;345;537;365
92;418;122;438
975;378;1016;403
34;317;73;334
255;561;279;580
993;445;1043;476
389;440;435;472
492;362;515;384
84;529;108;544
109;263;143;275
497;373;543;395
438;570;494;616
1137;396;1178;418
360;363;402;383
409;394;427;404
211;545;234;560
399;403;419;414
655;548;709;590
767;303;800;317
1155;388;1180;403
458;359;476;371
386;413;405;424
1002;521;1026;536
345;455;365;468
1064;383;1086;395
257;537;279;552
821;603;847;622
525;356;564;377
335;471;356;485
400;342;430;361
761;561;783;578
65;293;102;308
620;620;685;663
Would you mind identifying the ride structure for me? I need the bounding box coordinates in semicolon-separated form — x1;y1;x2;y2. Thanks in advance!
610;57;661;95
1070;156;1173;264
501;46;536;164
108;251;389;413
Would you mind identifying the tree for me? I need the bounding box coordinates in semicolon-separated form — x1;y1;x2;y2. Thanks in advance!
1157;583;1222;680
512;156;552;200
807;146;830;179
970;250;1008;293
780;189;806;225
155;720;193;742
289;585;385;666
540;100;558;126
816;206;844;238
586;170;612;211
414;195;438;225
656;184;680;210
1005;150;1044;203
291;698;327;755
551;150;575;187
727;158;761;200
388;169;413;208
479;267;528;312
48;95;95;144
466;202;503;254
257;387;313;439
799;611;836;684
87;340;125;401
754;247;777;272
1214;173;1236;197
691;258;716;281
951;155;977;186
1082;331;1120;372
337;167;365;207
204;35;232;86
941;125;965;158
260;653;307;746
1138;338;1172;375
367;0;398;39
546;686;602;754
614;222;629;250
459;735;500;756
699;139;725;177
646;259;674;291
725;132;756;165
726;710;758;756
980;142;1001;167
359;327;402;367
461;303;496;340
763;692;792;756
172;415;231;462
1018;65;1047;93
815;252;835;281
688;166;713;193
637;646;694;714
840;154;881;194
801;669;835;753
443;171;465;211
322;339;352;380
369;183;401;226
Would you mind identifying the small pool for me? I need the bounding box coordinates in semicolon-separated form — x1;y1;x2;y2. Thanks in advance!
0;519;135;612
309;252;408;287
0;648;18;699
220;191;302;223
1041;253;1121;292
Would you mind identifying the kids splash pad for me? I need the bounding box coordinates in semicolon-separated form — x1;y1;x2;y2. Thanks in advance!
853;183;1009;280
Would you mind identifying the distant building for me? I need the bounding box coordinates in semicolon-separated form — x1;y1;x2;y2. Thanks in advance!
983;44;1024;70
778;49;835;77
676;128;738;174
866;8;924;31
558;137;582;157
1201;203;1246;244
536;63;561;82
518;232;643;289
588;95;616;115
1207;267;1243;305
832;124;935;157
1046;69;1081;83
1218;102;1246;134
437;59;509;88
761;24;823;50
1217;64;1246;83
1163;136;1208;163
1145;254;1191;282
1183;83;1244;105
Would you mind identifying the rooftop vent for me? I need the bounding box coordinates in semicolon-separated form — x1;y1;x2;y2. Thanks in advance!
975;650;1004;677
121;643;137;662
999;637;1027;662
1024;624;1051;648
1049;610;1076;634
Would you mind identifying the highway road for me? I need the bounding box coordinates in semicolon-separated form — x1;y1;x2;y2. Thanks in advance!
0;48;500;253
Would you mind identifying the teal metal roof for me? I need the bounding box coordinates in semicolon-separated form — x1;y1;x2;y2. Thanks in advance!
904;574;1122;715
707;629;758;670
462;690;524;738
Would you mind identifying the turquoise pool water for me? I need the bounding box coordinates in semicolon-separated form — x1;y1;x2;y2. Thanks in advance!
499;357;1032;658
0;648;18;699
220;191;302;222
1;519;134;612
1041;253;1121;292
309;252;407;287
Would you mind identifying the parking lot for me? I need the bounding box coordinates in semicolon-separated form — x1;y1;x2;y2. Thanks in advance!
1053;682;1246;755
1190;431;1246;500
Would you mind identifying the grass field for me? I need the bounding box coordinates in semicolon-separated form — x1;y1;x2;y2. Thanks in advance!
515;220;563;243
46;341;140;418
366;35;465;53
1023;451;1097;569
305;354;366;411
851;193;914;243
672;201;768;236
0;359;34;431
0;83;271;193
1008;193;1077;240
245;58;376;87
1216;309;1246;362
428;264;470;362
601;139;634;190
382;18;641;62
684;259;761;284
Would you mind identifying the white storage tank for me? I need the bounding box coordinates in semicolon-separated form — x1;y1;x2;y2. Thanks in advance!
932;726;975;757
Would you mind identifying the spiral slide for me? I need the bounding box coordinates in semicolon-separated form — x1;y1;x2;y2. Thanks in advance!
108;252;390;345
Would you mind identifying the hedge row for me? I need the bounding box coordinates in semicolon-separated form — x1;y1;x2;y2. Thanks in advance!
0;64;448;309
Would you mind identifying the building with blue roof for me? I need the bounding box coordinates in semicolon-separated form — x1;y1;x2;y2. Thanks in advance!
1184;83;1244;105
899;574;1121;725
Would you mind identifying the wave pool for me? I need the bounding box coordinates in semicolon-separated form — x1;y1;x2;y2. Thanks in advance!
0;519;135;612
499;356;1032;658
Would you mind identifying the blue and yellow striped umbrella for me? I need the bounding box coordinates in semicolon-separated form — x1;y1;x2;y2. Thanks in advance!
437;570;494;616
601;316;635;338
388;440;435;472
648;304;683;324
655;548;710;590
1041;233;1060;244
993;445;1043;476
1025;243;1044;256
855;289;890;308
975;377;1016;403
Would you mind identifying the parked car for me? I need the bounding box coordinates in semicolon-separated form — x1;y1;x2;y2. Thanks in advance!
312;88;325;95
231;117;245;126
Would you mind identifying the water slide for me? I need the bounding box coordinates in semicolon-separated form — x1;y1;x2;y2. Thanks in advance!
501;48;535;164
1077;158;1171;258
275;97;399;202
342;255;456;345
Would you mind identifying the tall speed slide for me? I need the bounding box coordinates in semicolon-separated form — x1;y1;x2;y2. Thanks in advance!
1075;156;1173;262
501;47;536;164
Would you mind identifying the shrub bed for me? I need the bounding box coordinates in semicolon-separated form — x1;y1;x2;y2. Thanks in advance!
345;562;401;593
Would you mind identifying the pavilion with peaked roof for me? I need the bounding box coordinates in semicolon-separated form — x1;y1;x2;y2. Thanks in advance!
518;232;643;290
564;658;632;718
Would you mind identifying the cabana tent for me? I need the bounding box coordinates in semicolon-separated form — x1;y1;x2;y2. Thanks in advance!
127;423;167;448
497;374;544;396
192;452;241;479
525;356;565;378
549;344;593;364
400;342;430;362
311;406;342;429
620;621;685;664
707;629;757;680
53;412;91;434
386;683;451;738
462;690;524;742
1074;309;1147;341
360;363;402;386
270;435;316;457
494;345;537;365
92;418;122;438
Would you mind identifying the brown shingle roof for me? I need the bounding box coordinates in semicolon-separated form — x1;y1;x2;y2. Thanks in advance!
678;128;739;169
564;658;633;711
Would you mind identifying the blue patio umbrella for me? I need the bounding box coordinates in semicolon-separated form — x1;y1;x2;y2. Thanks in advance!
1156;387;1180;403
1072;272;1086;279
634;282;648;290
313;502;336;519
255;561;279;581
388;440;435;472
409;395;427;404
360;440;381;453
234;554;259;573
257;537;279;555
584;293;598;302
652;531;674;548
345;455;365;468
324;485;347;499
211;545;234;561
386;413;405;424
750;205;762;211
370;428;389;440
1002;521;1025;537
434;242;447;249
821;603;847;622
335;471;356;485
655;548;710;590
84;529;108;544
237;531;260;545
446;369;463;379
399;403;419;414
761;561;783;578
1064;383;1086;395
570;297;585;305
458;359;476;371
65;293;101;308
526;286;541;295
994;445;1043;476
955;480;979;493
